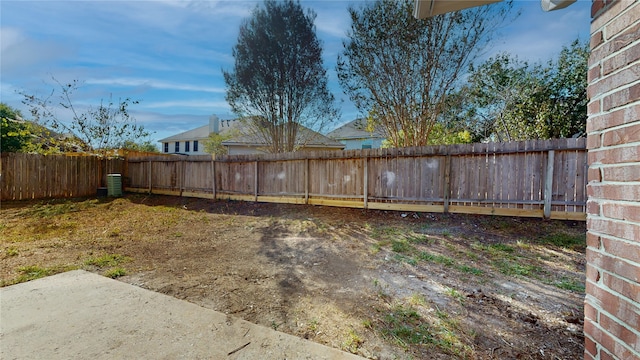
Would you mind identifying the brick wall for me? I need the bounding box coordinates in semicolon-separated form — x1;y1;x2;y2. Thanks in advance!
585;1;640;359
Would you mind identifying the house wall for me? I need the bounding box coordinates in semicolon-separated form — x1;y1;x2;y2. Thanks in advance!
161;140;208;156
341;138;385;150
585;1;640;359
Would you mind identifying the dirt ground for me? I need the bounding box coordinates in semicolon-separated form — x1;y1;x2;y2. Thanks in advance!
1;194;586;359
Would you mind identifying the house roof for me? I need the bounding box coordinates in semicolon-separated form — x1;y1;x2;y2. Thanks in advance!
327;119;386;140
158;125;209;142
158;118;344;149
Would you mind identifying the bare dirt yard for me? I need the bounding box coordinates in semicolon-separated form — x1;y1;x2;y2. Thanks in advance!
1;194;586;359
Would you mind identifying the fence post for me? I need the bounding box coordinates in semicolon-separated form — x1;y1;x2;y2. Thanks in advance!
543;150;555;219
180;159;186;197
148;160;152;194
305;158;309;204
443;154;451;213
363;157;369;210
211;159;216;200
254;161;258;202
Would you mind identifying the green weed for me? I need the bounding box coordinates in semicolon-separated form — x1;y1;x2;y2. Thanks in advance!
459;265;483;276
16;265;52;281
494;260;536;277
418;252;454;266
445;287;465;303
537;233;586;249
5;247;19;257
105;267;127;278
391;240;413;253
342;329;364;353
382;305;433;347
84;253;130;268
554;278;585;292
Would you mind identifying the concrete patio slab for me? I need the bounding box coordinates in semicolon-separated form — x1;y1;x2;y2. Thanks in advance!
0;270;365;360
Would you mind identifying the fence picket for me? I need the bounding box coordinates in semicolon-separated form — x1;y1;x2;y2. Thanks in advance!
2;139;587;219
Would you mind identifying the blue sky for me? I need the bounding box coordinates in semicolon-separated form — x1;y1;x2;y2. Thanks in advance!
1;0;591;144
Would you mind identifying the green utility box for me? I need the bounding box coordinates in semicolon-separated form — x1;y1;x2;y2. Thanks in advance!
107;174;122;197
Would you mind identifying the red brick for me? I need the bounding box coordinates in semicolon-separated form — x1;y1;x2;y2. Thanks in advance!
588;99;602;116
586;335;598;356
603;83;640;111
589;66;640;100
602;202;640;222
587;280;640;329
591;0;606;19
602;163;640;182
588;166;602;183
610;18;640;54
587;232;602;249
592;0;631;31
603;41;640;75
587;104;640;132
604;2;640;39
585;299;600;322
587;133;602;149
587;199;601;215
587;183;640;201
601;235;640;263
589;63;602;83
585;317;618;356
602;122;640;146
602;272;640;304
600;313;639;358
587;262;602;282
586;245;640;282
588;145;640;165
600;349;615;360
591;30;605;49
584;350;596;360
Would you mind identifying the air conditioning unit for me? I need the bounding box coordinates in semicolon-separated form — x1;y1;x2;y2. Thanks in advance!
107;174;123;197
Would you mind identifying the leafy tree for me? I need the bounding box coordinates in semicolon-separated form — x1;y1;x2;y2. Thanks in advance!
119;140;159;153
1;103;32;152
458;39;588;141
202;127;242;156
20;78;150;154
337;0;514;148
223;0;338;153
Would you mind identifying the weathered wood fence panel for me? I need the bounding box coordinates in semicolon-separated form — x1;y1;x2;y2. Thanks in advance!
125;139;587;220
1;153;125;201
3;140;585;219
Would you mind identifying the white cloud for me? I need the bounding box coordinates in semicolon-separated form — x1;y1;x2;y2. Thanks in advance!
86;78;226;93
140;99;230;110
0;27;71;76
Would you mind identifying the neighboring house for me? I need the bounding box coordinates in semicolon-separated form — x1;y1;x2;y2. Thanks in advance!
327;118;386;150
158;115;344;155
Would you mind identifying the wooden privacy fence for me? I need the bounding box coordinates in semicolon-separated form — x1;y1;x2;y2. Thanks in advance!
127;138;587;220
1;153;125;200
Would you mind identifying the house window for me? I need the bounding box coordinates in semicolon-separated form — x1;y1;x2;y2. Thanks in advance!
163;143;169;153
175;142;179;152
193;140;199;152
185;141;190;152
362;144;372;149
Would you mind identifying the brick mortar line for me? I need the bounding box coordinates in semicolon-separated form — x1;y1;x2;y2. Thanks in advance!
587;215;640;230
592;1;639;33
586;140;640;150
585;288;640;326
584;295;640;357
587;121;640;136
589;77;640;100
589;162;640;168
587;239;640;267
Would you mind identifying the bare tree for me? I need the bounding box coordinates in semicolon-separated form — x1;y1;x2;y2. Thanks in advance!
20;78;149;153
337;0;514;147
